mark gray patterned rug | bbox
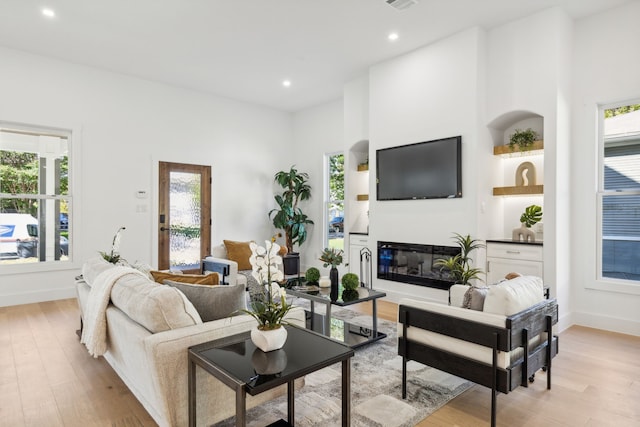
[214,303,472,427]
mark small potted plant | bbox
[340,272,360,301]
[319,247,344,300]
[341,272,359,290]
[304,267,321,285]
[508,128,538,151]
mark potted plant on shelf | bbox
[512,205,542,242]
[434,233,484,286]
[269,166,314,275]
[508,128,538,151]
[319,247,344,301]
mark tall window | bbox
[325,152,344,250]
[598,102,640,282]
[0,123,71,265]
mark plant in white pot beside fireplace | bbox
[240,236,294,352]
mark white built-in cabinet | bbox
[486,241,543,284]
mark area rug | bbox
[214,303,472,427]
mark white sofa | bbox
[76,257,305,427]
[398,276,558,427]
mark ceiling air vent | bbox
[386,0,419,10]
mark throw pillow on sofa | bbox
[462,286,489,311]
[150,270,219,286]
[164,280,247,321]
[223,240,253,271]
[483,275,544,316]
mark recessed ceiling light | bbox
[282,80,291,88]
[388,32,399,41]
[42,8,56,18]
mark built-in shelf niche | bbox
[487,111,545,239]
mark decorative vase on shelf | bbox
[330,267,339,301]
[251,325,288,352]
[512,223,536,242]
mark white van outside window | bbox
[0,122,71,265]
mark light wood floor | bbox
[2,298,639,426]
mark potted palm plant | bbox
[269,166,314,275]
[434,233,484,286]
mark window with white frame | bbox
[0,123,71,265]
[598,102,640,282]
[325,152,344,250]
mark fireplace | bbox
[377,241,460,290]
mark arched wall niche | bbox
[487,110,545,241]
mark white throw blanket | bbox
[81,266,146,357]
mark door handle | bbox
[160,227,170,232]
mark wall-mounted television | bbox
[376,136,462,201]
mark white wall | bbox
[291,99,344,273]
[570,1,640,336]
[367,27,485,303]
[0,46,293,306]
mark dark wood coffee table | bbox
[188,325,354,427]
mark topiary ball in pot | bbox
[305,267,321,284]
[341,273,360,290]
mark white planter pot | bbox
[251,325,288,352]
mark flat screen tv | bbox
[376,136,462,200]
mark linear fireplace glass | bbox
[377,241,460,290]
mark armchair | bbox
[201,244,244,286]
[398,276,558,427]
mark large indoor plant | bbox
[435,233,484,286]
[269,166,314,275]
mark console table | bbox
[188,325,354,427]
[286,285,387,348]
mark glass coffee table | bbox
[188,325,354,427]
[286,285,387,348]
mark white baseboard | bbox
[0,286,76,308]
[571,311,640,337]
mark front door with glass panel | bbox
[158,162,211,272]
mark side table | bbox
[188,325,354,426]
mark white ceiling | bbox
[0,0,632,112]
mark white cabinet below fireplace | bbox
[486,241,543,284]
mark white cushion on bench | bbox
[398,297,543,368]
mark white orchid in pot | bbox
[240,236,294,352]
[100,226,126,264]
